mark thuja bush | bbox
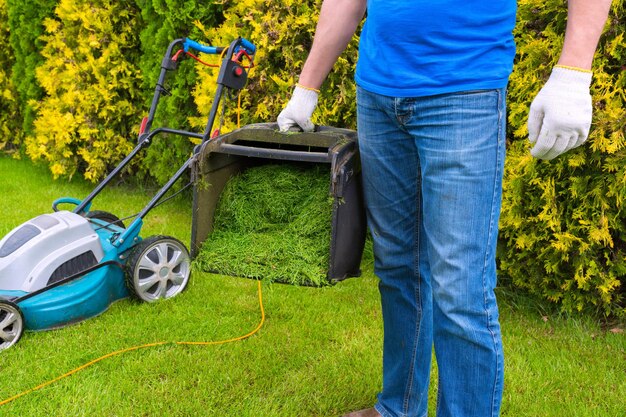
[190,0,359,133]
[499,0,626,317]
[6,0,56,139]
[135,0,225,184]
[0,0,22,152]
[28,0,143,181]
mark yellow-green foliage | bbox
[189,0,358,134]
[27,0,143,181]
[500,0,626,316]
[0,0,22,152]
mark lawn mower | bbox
[0,36,256,351]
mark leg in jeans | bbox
[357,86,433,417]
[356,86,506,417]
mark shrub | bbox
[6,0,56,139]
[499,0,626,317]
[0,0,22,152]
[27,0,143,181]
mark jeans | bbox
[356,86,506,417]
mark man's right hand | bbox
[277,85,319,132]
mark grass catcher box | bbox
[191,122,366,285]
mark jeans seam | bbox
[375,403,397,417]
[482,88,504,417]
[402,166,422,417]
[395,97,414,127]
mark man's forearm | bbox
[298,0,367,89]
[558,0,613,69]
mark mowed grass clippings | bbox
[195,163,334,286]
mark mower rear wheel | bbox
[86,210,126,228]
[125,236,191,302]
[0,301,24,351]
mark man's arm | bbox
[277,0,366,131]
[557,0,613,69]
[298,0,367,89]
[528,0,613,160]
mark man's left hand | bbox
[527,66,593,160]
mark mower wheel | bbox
[0,301,24,352]
[86,210,126,228]
[125,235,191,302]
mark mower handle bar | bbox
[72,127,202,216]
[73,36,256,224]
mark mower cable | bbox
[184,51,220,68]
[0,279,265,407]
[93,181,194,232]
[150,180,194,210]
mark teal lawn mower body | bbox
[0,208,131,331]
[0,37,256,351]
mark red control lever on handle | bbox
[139,117,148,135]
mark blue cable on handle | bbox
[183,38,220,54]
[183,37,256,56]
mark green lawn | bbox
[0,156,623,416]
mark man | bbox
[278,1,612,416]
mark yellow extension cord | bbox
[0,280,265,407]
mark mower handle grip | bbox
[183,37,256,56]
[183,38,223,55]
[238,38,256,54]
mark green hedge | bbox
[500,0,625,317]
[5,0,226,183]
[6,0,56,139]
[189,0,358,133]
[0,0,22,152]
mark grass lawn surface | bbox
[0,156,624,416]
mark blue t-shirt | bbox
[355,1,517,97]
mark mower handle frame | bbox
[72,37,255,246]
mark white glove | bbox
[277,85,318,132]
[528,66,593,160]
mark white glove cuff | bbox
[549,66,592,89]
[291,85,319,107]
